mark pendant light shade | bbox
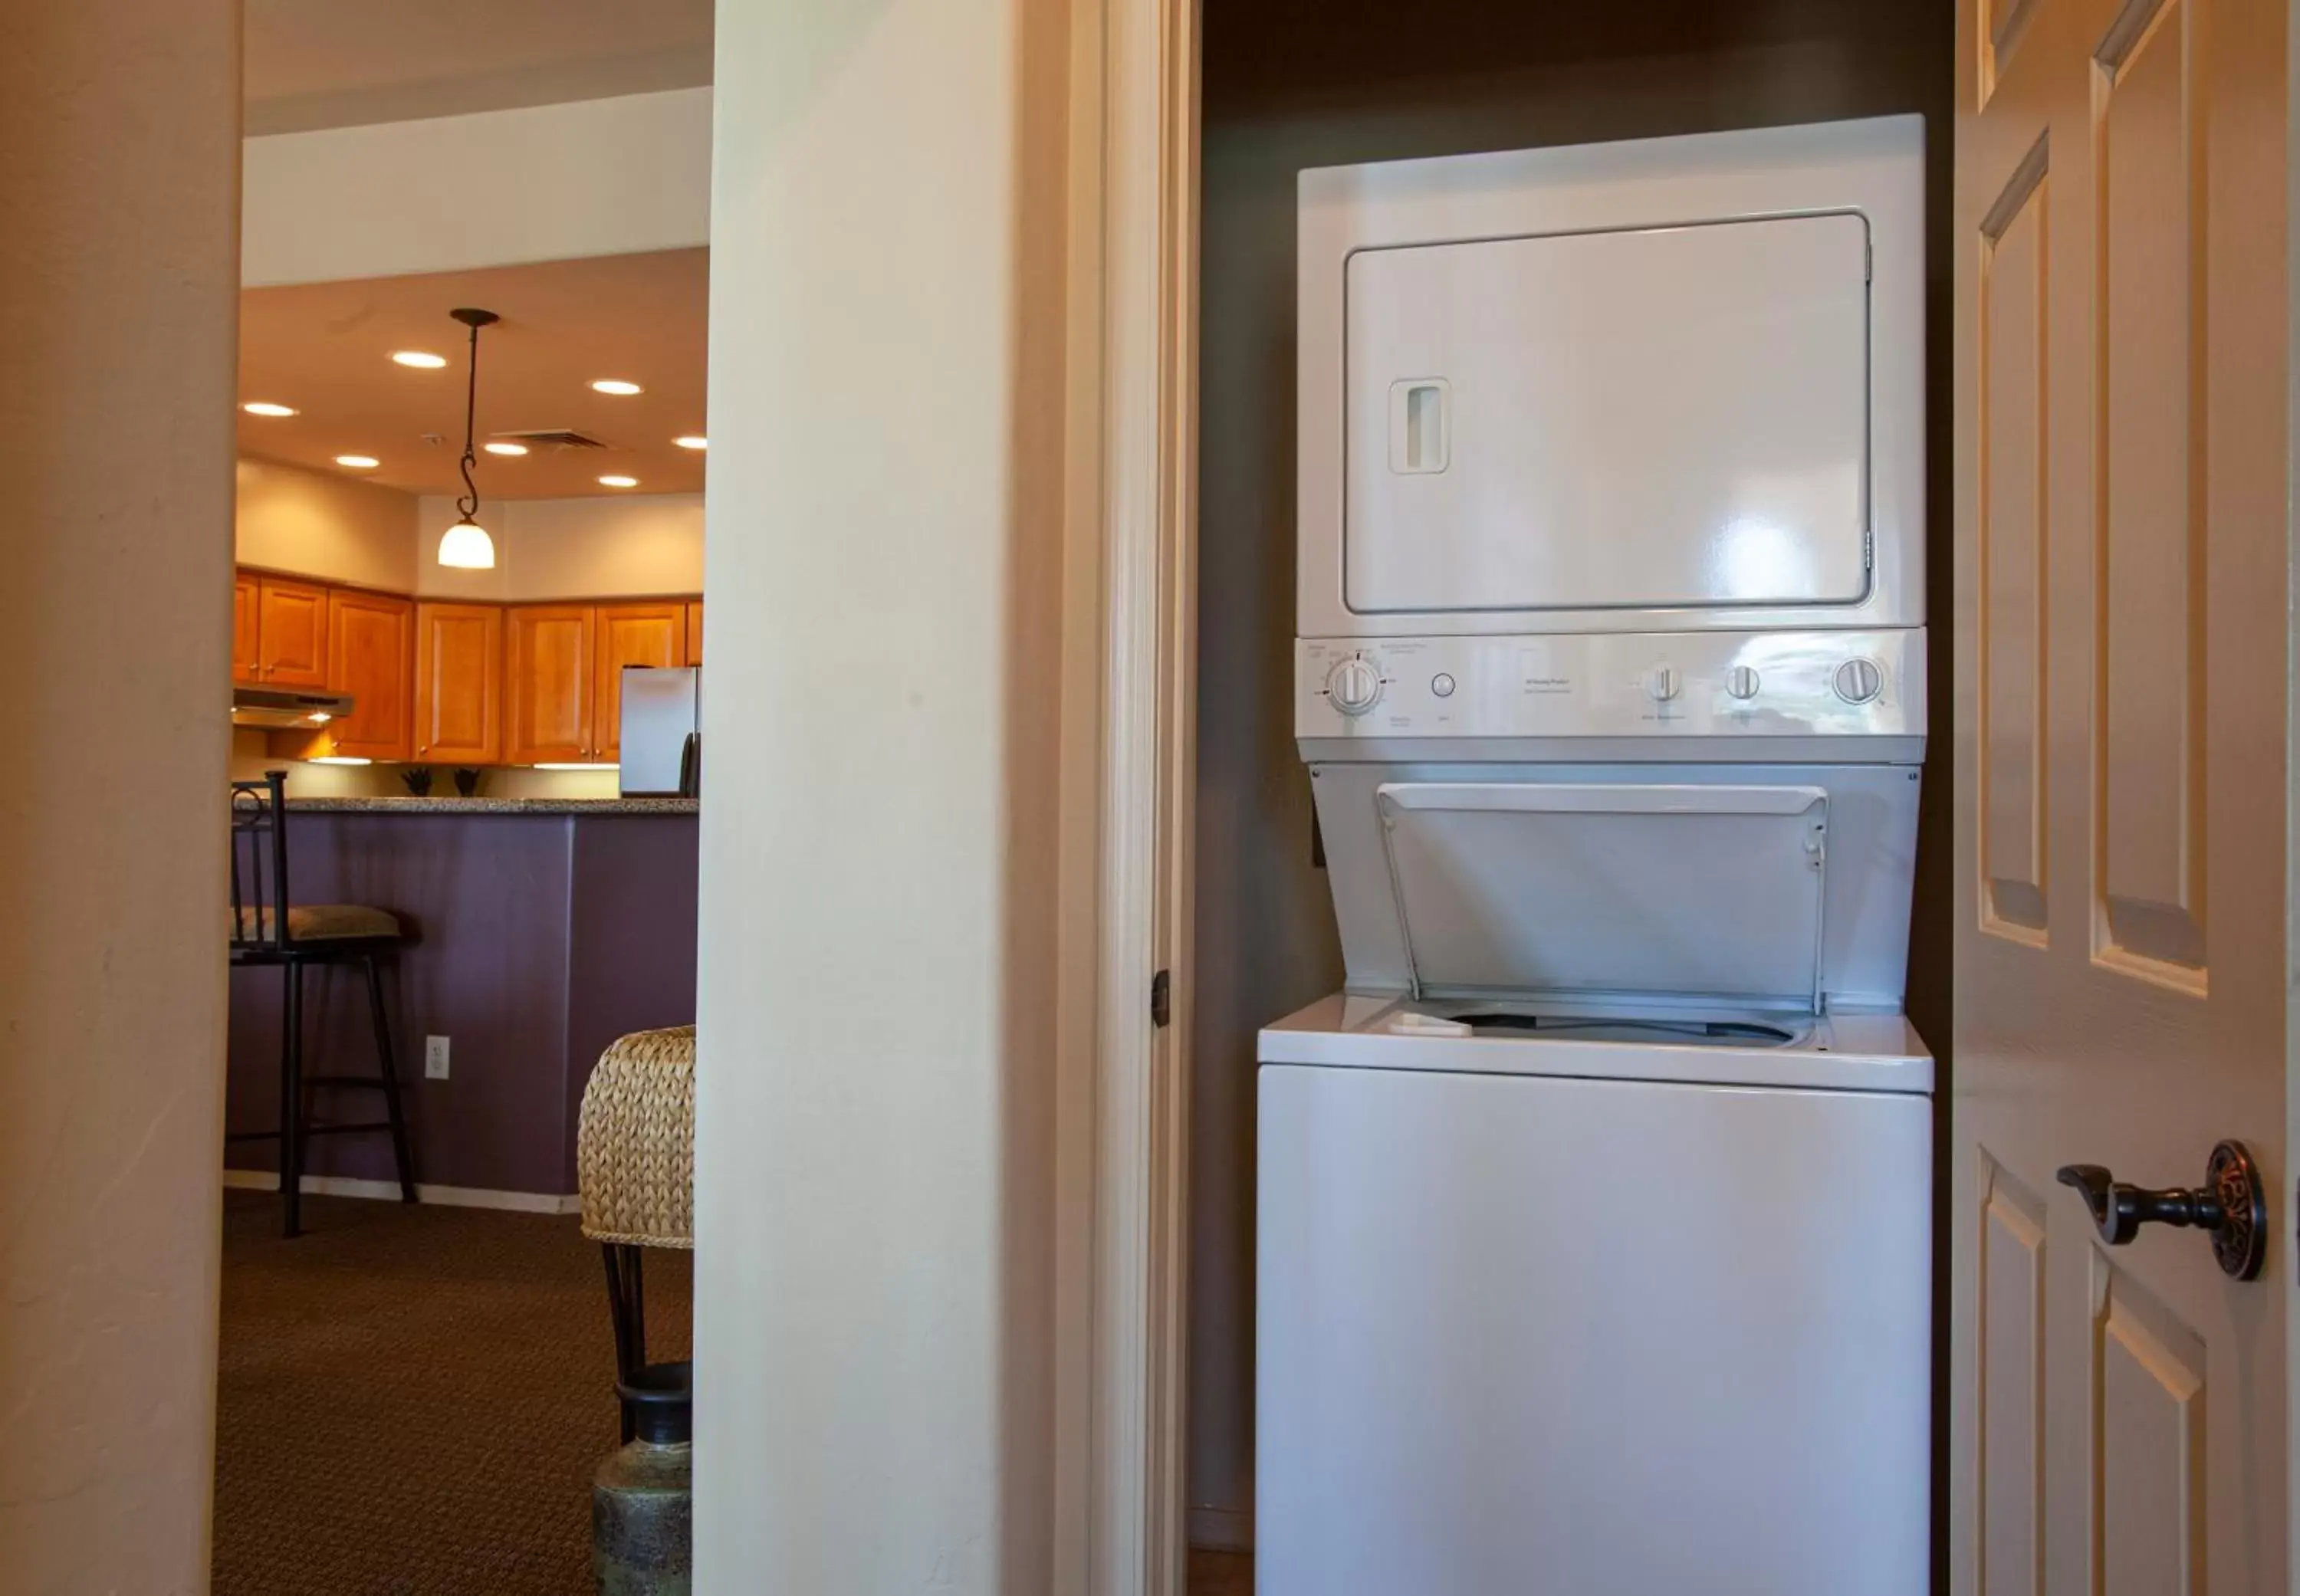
[438,307,502,570]
[437,517,496,570]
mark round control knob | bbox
[1726,665,1761,701]
[1645,665,1683,703]
[1834,657,1885,704]
[1326,656,1384,716]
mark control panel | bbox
[1299,629,1924,739]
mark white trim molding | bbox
[222,1168,583,1217]
[1089,0,1203,1593]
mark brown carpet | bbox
[217,1189,1249,1594]
[214,1190,690,1596]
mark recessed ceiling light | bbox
[598,475,640,488]
[673,435,708,451]
[334,454,381,469]
[590,379,643,396]
[242,401,297,417]
[393,350,449,369]
[484,441,529,456]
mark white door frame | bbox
[1083,0,1201,1591]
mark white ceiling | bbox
[244,0,715,134]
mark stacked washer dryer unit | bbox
[1257,117,1931,1595]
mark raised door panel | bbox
[1976,1159,2045,1596]
[592,603,688,763]
[327,590,413,762]
[507,604,596,765]
[232,573,261,685]
[256,576,330,687]
[685,599,704,667]
[413,603,502,764]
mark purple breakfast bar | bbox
[224,797,700,1203]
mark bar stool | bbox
[226,770,417,1238]
[577,1026,695,1437]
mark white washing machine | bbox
[1258,117,1933,1594]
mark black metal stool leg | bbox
[365,955,418,1204]
[281,961,304,1240]
[603,1243,651,1441]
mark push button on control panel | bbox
[1833,657,1885,704]
[1431,673,1457,698]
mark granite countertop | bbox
[285,796,699,816]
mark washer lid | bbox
[1375,782,1830,1011]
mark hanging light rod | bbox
[436,307,501,570]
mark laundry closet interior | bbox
[1184,0,1957,1571]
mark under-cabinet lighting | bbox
[309,756,372,766]
[242,401,297,417]
[534,763,619,772]
[590,379,643,396]
[393,350,449,369]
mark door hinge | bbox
[1151,969,1172,1029]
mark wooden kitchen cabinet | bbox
[505,604,597,765]
[413,603,504,764]
[593,603,688,763]
[255,576,330,687]
[324,590,414,761]
[232,574,261,685]
[684,600,704,667]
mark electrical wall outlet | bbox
[424,1035,452,1080]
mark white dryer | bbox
[1259,117,1933,1596]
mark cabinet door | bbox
[232,573,261,685]
[684,599,705,667]
[327,589,414,761]
[413,603,503,764]
[256,576,330,686]
[593,603,688,762]
[506,604,597,764]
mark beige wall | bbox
[236,456,421,589]
[242,87,714,288]
[414,492,705,602]
[695,0,1073,1589]
[0,0,239,1587]
[1188,0,1957,1540]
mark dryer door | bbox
[1344,212,1873,617]
[1374,781,1830,1010]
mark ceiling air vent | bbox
[490,429,613,452]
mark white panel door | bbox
[1343,215,1872,615]
[1952,0,2288,1593]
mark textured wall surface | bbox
[0,1,242,1588]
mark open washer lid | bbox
[1375,782,1831,1012]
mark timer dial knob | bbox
[1726,665,1761,701]
[1645,665,1683,703]
[1326,656,1384,716]
[1833,657,1885,705]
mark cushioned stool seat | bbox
[231,903,402,943]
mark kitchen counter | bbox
[286,796,698,816]
[228,801,697,1200]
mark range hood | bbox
[232,685,356,729]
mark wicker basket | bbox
[577,1026,696,1250]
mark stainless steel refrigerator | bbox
[617,667,700,796]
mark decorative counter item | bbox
[593,1362,692,1594]
[453,767,481,798]
[399,767,435,797]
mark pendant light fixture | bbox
[436,307,501,570]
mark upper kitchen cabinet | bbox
[593,603,688,763]
[414,602,504,764]
[685,600,704,667]
[254,575,330,687]
[325,590,414,761]
[506,604,598,765]
[233,574,262,685]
